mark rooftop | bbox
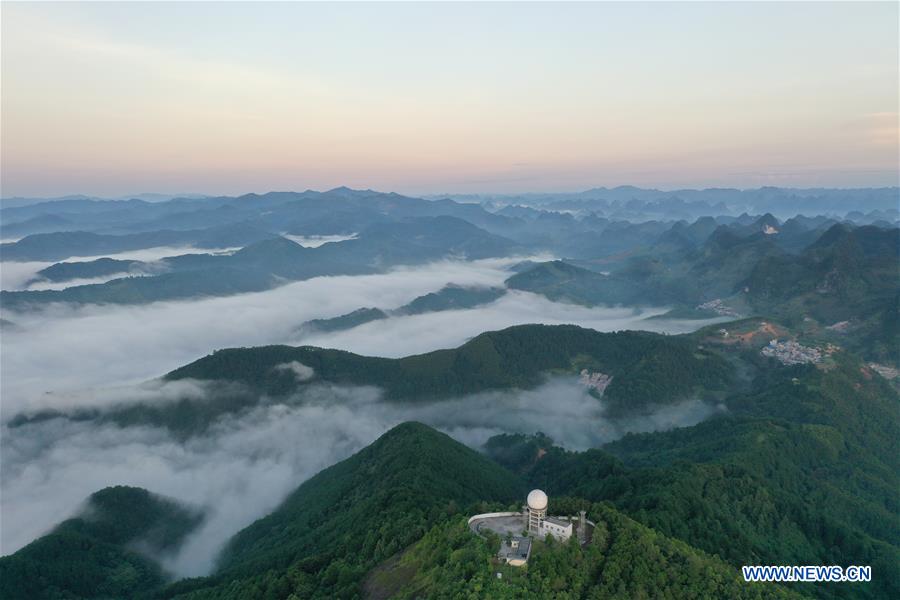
[498,537,531,562]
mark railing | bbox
[467,512,597,528]
[467,511,522,526]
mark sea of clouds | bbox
[0,234,356,292]
[0,252,728,574]
[1,256,722,415]
[0,245,241,291]
[1,379,722,576]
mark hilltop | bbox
[167,324,729,404]
[486,341,900,600]
[508,222,899,363]
[2,419,838,600]
[0,486,204,600]
[6,322,899,600]
[154,422,522,598]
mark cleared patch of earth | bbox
[362,551,417,600]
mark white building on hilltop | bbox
[527,489,572,541]
[526,489,547,533]
[469,490,592,566]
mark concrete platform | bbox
[469,514,527,538]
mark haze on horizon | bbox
[1,1,898,198]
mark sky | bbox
[1,1,898,197]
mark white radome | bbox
[527,489,548,510]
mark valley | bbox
[3,5,898,597]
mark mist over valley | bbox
[1,3,898,596]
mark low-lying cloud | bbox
[0,245,239,291]
[1,257,724,416]
[280,233,358,247]
[293,289,717,358]
[0,254,730,577]
[0,234,356,292]
[6,378,246,415]
[0,378,722,576]
[273,361,315,382]
[1,257,519,415]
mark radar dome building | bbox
[468,489,587,566]
[526,489,572,540]
[526,489,547,533]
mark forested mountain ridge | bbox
[0,487,204,600]
[505,260,658,306]
[741,224,900,362]
[2,421,834,600]
[508,222,899,363]
[5,187,896,325]
[15,314,894,442]
[0,223,277,262]
[0,189,516,243]
[10,320,893,596]
[1,217,518,309]
[159,422,522,599]
[488,341,900,600]
[298,284,506,334]
[6,318,897,599]
[165,324,732,415]
[378,507,803,599]
[4,187,896,244]
[5,323,732,437]
[3,187,897,599]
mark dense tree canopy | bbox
[0,487,203,600]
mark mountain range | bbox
[2,186,898,599]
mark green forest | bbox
[164,324,732,421]
[0,487,204,600]
[3,319,897,599]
